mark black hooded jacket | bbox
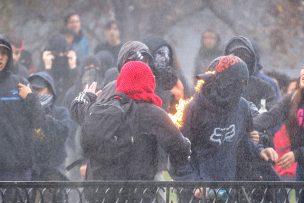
[143,35,190,111]
[63,55,104,109]
[0,38,34,172]
[42,34,78,105]
[176,56,263,181]
[28,72,73,179]
[225,36,276,110]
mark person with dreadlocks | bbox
[172,55,278,202]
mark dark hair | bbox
[104,20,119,30]
[266,70,290,94]
[64,12,79,24]
[286,78,302,144]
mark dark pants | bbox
[297,164,304,203]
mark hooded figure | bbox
[64,55,104,108]
[95,50,114,73]
[252,41,282,100]
[89,41,153,108]
[224,36,276,110]
[81,61,190,202]
[175,55,271,184]
[143,35,191,112]
[28,72,72,181]
[0,37,34,180]
[42,34,78,105]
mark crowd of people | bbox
[1,12,304,202]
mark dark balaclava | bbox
[46,34,69,71]
[95,50,115,72]
[224,36,257,76]
[198,55,249,110]
[80,56,103,89]
[0,37,13,80]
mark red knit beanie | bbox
[116,61,163,107]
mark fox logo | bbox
[210,124,235,145]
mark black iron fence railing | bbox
[0,181,303,203]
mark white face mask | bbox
[38,94,54,107]
[153,46,171,69]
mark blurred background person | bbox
[94,20,122,65]
[193,30,222,78]
[8,35,29,79]
[64,12,89,63]
[41,33,78,105]
[19,49,37,74]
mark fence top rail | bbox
[0,181,303,188]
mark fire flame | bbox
[169,71,215,128]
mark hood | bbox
[28,72,56,98]
[224,36,257,76]
[198,55,249,110]
[0,37,13,79]
[117,41,151,72]
[251,41,263,71]
[95,50,114,72]
[78,55,105,90]
[46,34,68,53]
[142,35,172,55]
[103,67,119,87]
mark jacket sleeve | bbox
[152,109,191,166]
[70,92,97,125]
[294,146,304,164]
[23,93,46,129]
[253,95,291,132]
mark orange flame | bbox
[169,71,215,128]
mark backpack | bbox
[81,93,137,180]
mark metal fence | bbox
[0,181,304,203]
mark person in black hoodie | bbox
[28,72,72,181]
[0,37,34,181]
[79,61,191,202]
[225,36,276,110]
[63,55,105,108]
[41,34,78,105]
[142,35,191,112]
[174,55,277,201]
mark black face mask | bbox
[52,56,69,71]
[205,76,247,110]
[81,68,104,89]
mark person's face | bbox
[67,15,81,34]
[287,81,297,94]
[202,32,218,49]
[104,23,120,46]
[0,47,9,71]
[153,46,171,68]
[12,45,22,64]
